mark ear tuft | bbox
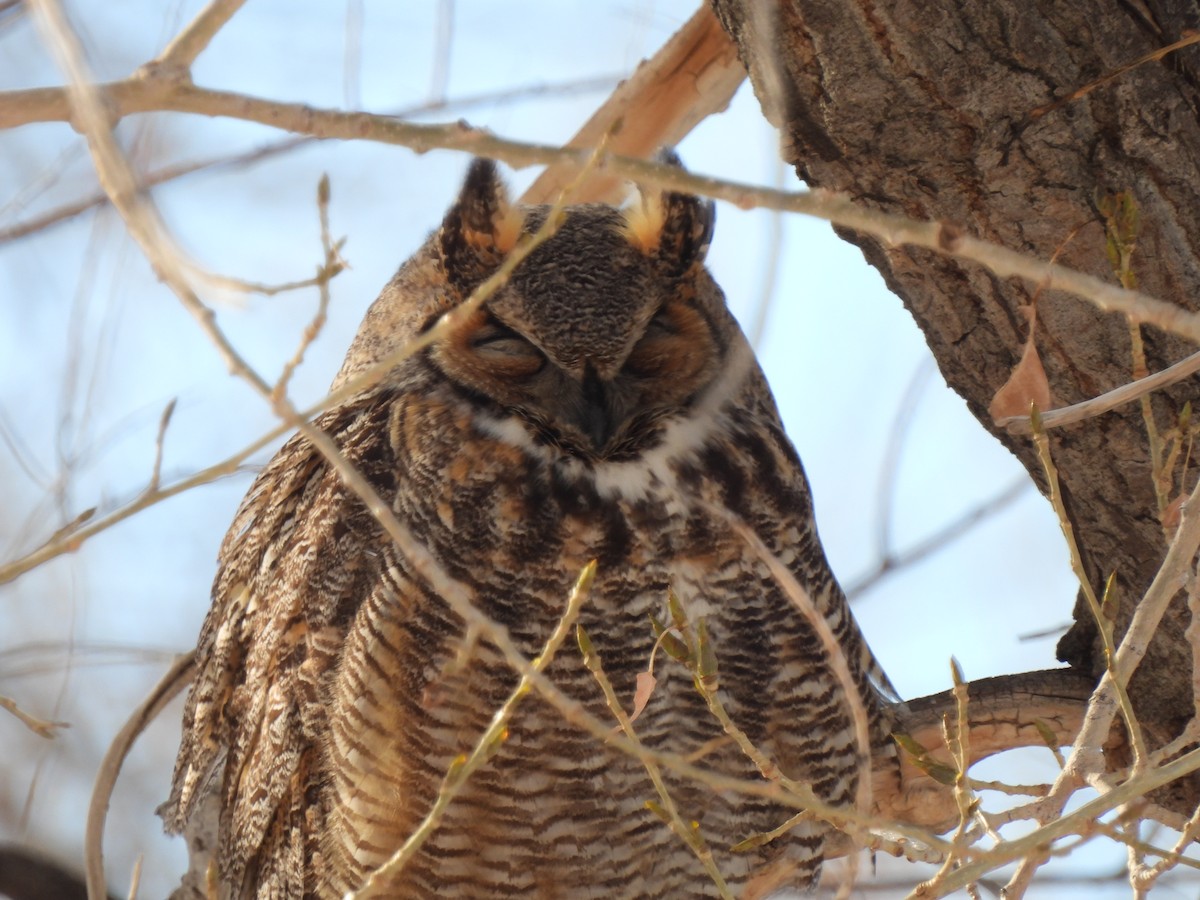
[438,159,525,289]
[620,150,715,276]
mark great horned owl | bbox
[163,157,896,898]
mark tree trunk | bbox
[710,0,1200,811]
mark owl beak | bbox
[578,363,617,451]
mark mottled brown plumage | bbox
[164,158,895,898]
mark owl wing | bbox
[717,398,895,893]
[164,395,400,895]
[742,381,897,714]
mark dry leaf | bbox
[989,307,1052,422]
[1163,494,1185,532]
[629,670,657,724]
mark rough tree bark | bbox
[710,0,1200,812]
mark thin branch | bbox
[0,75,620,247]
[0,429,268,586]
[149,0,246,73]
[996,459,1200,897]
[1032,410,1146,766]
[146,398,175,494]
[271,175,341,403]
[1024,30,1200,125]
[0,640,178,679]
[874,360,935,561]
[934,740,1200,896]
[29,0,271,404]
[0,693,68,738]
[912,662,978,898]
[998,347,1200,434]
[848,476,1029,601]
[349,563,595,899]
[83,652,196,900]
[578,623,733,898]
[0,179,562,587]
[724,515,874,816]
[8,79,1200,345]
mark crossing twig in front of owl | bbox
[0,77,623,248]
[669,613,870,890]
[675,621,868,895]
[577,622,735,899]
[0,161,566,585]
[912,661,983,899]
[15,4,1200,349]
[349,562,597,900]
[663,591,824,812]
[13,75,1200,345]
[722,517,874,816]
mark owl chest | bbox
[398,430,715,581]
[323,421,815,894]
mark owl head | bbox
[340,156,737,462]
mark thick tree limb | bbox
[520,4,745,204]
[711,0,1200,819]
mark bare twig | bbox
[0,76,621,247]
[848,476,1029,600]
[349,563,595,899]
[934,741,1200,896]
[8,80,1200,345]
[0,693,68,738]
[146,398,176,494]
[1024,30,1200,125]
[149,0,246,73]
[0,641,178,678]
[0,428,268,586]
[578,622,734,899]
[998,347,1200,435]
[994,455,1200,897]
[83,652,196,900]
[124,856,142,900]
[1031,409,1146,767]
[723,514,873,816]
[272,175,341,403]
[912,662,978,898]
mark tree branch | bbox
[7,79,1200,346]
[520,4,744,204]
[149,0,246,73]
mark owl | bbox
[163,156,896,899]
